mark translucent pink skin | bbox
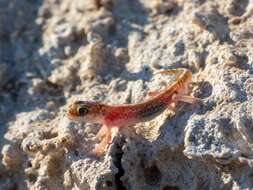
[100,69,192,127]
[68,69,193,127]
[67,69,195,156]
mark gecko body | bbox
[67,68,198,156]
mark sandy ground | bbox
[0,0,253,189]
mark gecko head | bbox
[67,101,105,123]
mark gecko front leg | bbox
[90,126,112,157]
[92,125,108,141]
[90,126,120,157]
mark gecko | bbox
[67,68,200,157]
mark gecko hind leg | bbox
[172,94,201,104]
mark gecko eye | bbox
[77,107,89,116]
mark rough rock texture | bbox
[0,0,253,190]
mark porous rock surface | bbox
[0,0,253,189]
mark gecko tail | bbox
[154,68,192,82]
[154,68,186,75]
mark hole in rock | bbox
[143,164,161,185]
[162,185,180,190]
[106,180,113,187]
[194,81,213,99]
[113,141,126,190]
[42,131,58,139]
